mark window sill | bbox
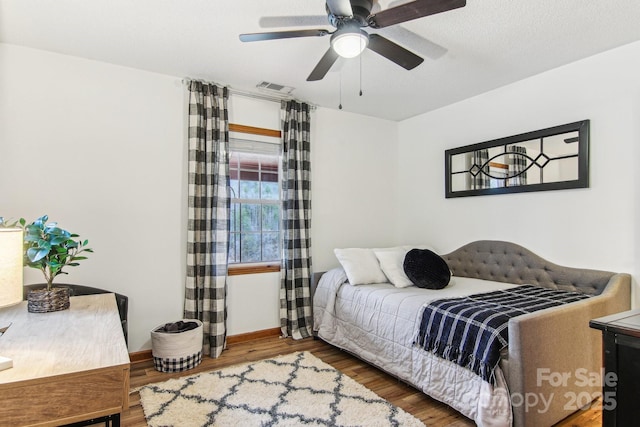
[228,263,281,276]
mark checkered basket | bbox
[151,319,203,373]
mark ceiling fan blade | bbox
[367,34,424,70]
[326,0,353,17]
[307,48,340,81]
[259,15,329,28]
[329,56,347,73]
[378,25,447,60]
[239,29,329,42]
[368,0,466,29]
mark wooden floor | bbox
[124,336,600,427]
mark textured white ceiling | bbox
[2,0,640,121]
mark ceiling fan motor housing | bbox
[327,0,373,27]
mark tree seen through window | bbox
[229,151,280,263]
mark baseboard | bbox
[226,327,281,344]
[129,349,153,363]
[128,327,282,362]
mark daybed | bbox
[312,240,630,427]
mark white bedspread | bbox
[313,268,516,427]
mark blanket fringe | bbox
[415,334,500,384]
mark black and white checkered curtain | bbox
[472,149,490,189]
[184,81,230,358]
[508,145,528,186]
[279,100,313,339]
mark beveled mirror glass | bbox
[445,120,589,198]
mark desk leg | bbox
[602,331,617,427]
[63,413,120,427]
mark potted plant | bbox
[0,215,93,313]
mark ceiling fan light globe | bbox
[331,31,368,58]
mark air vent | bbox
[256,81,295,95]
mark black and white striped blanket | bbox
[414,285,591,384]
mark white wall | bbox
[0,43,400,350]
[311,107,400,271]
[397,40,640,307]
[0,43,186,352]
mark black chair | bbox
[23,284,128,345]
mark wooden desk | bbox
[590,309,640,427]
[0,294,130,427]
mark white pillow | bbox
[374,248,414,288]
[334,248,388,285]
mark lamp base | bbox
[0,355,13,371]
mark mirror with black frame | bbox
[445,120,589,198]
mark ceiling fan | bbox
[239,0,466,81]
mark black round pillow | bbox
[403,248,451,289]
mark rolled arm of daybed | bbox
[508,273,631,427]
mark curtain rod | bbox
[181,78,316,109]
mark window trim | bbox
[228,123,283,275]
[228,263,280,276]
[229,123,281,138]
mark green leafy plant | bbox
[0,215,93,290]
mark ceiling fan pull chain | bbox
[359,44,363,97]
[339,72,343,110]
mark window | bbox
[228,141,281,265]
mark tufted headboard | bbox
[442,240,615,295]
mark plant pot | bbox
[27,287,70,313]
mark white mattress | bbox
[313,268,516,427]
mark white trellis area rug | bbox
[139,351,425,427]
